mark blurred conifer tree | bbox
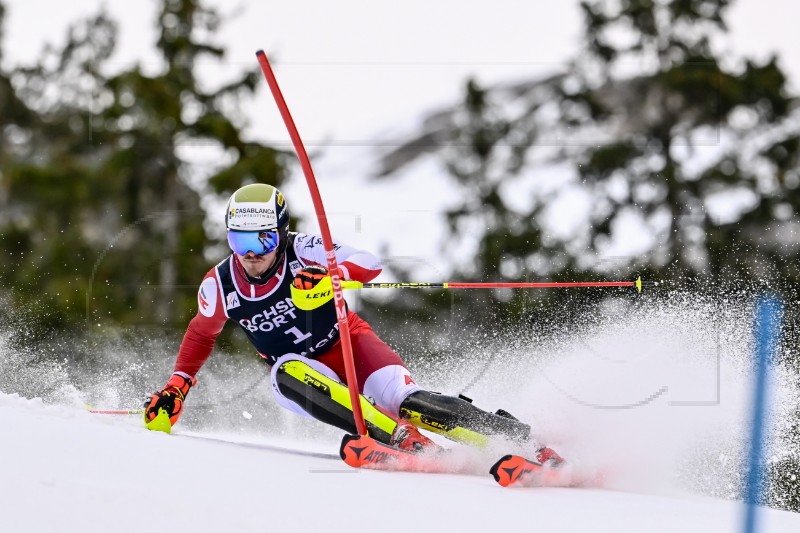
[378,0,798,293]
[0,0,288,332]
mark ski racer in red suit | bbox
[144,183,562,462]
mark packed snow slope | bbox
[0,392,798,533]
[2,293,799,532]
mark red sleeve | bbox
[293,233,382,283]
[339,258,381,283]
[173,269,227,377]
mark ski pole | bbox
[85,403,143,415]
[293,277,652,310]
[342,277,652,292]
[88,409,144,415]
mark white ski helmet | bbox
[225,183,289,231]
[225,183,290,261]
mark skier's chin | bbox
[237,252,276,277]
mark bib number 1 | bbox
[284,326,312,345]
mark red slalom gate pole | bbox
[255,50,367,436]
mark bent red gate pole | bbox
[255,50,367,436]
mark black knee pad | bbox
[275,360,394,443]
[400,390,531,442]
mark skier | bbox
[144,183,562,463]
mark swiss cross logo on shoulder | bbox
[404,375,416,386]
[226,292,241,310]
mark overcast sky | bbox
[4,0,799,145]
[4,1,799,276]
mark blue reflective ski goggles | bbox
[227,229,280,256]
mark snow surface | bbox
[1,392,798,533]
[2,294,800,532]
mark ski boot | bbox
[391,419,443,454]
[534,445,565,467]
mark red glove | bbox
[293,265,344,289]
[144,373,197,427]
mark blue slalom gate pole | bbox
[743,295,783,533]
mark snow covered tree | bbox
[377,0,798,289]
[566,0,797,284]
